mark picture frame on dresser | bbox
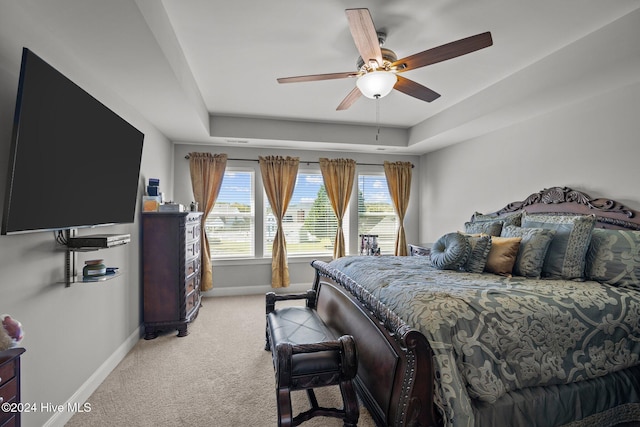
[142,212,203,339]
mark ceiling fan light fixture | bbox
[356,71,397,99]
[277,9,492,110]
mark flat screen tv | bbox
[2,48,144,235]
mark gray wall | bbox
[419,80,640,243]
[0,18,174,427]
[172,144,420,296]
[417,8,640,244]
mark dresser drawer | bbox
[185,222,200,242]
[0,377,17,407]
[0,360,15,387]
[185,273,199,294]
[186,290,198,315]
[186,241,200,260]
[0,397,16,425]
[0,413,16,427]
[185,257,200,278]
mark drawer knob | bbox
[0,396,3,404]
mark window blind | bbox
[206,169,255,258]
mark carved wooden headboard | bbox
[486,186,640,231]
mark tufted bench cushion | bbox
[269,307,344,377]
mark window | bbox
[206,170,255,258]
[357,174,397,255]
[204,167,398,259]
[264,171,347,256]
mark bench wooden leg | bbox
[306,388,319,410]
[340,379,359,427]
[265,324,271,351]
[277,388,293,427]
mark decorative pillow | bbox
[472,212,522,228]
[461,235,492,274]
[430,232,471,270]
[484,237,522,276]
[585,229,640,291]
[501,225,557,278]
[464,221,503,236]
[522,214,596,280]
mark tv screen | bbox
[2,48,144,235]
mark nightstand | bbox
[408,243,431,257]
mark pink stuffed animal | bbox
[0,314,24,351]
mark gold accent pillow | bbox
[485,237,522,276]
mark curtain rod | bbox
[183,155,413,168]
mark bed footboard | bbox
[311,260,439,427]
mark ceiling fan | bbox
[277,8,493,110]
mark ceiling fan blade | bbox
[277,71,358,84]
[392,31,493,72]
[345,8,383,67]
[336,86,362,110]
[394,75,441,103]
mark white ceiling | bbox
[3,0,640,155]
[161,0,633,126]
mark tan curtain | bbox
[383,161,412,256]
[188,152,227,291]
[259,156,299,288]
[319,158,355,259]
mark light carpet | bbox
[66,294,376,426]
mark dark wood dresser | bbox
[142,212,203,339]
[0,347,25,427]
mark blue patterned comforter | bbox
[328,256,640,427]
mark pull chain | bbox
[375,95,380,141]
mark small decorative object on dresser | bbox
[0,347,26,427]
[142,212,203,339]
[0,315,23,351]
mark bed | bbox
[309,186,640,427]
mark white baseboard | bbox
[42,326,141,427]
[203,282,313,297]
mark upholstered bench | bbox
[265,290,359,427]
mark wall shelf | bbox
[62,229,127,287]
[64,271,121,285]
